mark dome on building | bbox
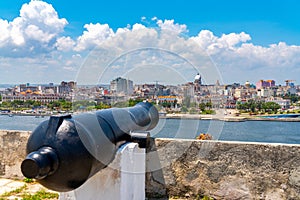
[194,73,201,81]
[194,73,202,85]
[33,91,41,95]
[245,81,250,87]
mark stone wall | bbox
[146,138,300,200]
[0,130,30,179]
[2,130,300,199]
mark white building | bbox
[266,98,291,110]
[110,77,133,95]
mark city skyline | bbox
[0,77,297,88]
[0,0,300,85]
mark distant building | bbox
[257,88,274,98]
[194,73,202,85]
[1,81,76,103]
[18,84,39,93]
[157,95,177,104]
[245,81,250,88]
[266,99,291,110]
[194,73,202,92]
[256,80,275,89]
[58,81,76,94]
[110,77,133,95]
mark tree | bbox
[206,101,212,110]
[248,99,256,113]
[128,98,144,107]
[33,101,41,108]
[256,101,263,112]
[182,96,191,108]
[199,103,206,112]
[95,102,110,110]
[60,100,72,111]
[264,102,281,113]
[181,106,188,113]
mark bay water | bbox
[1,115,299,144]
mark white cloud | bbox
[0,1,300,84]
[190,30,300,83]
[74,23,114,51]
[0,19,10,46]
[19,0,67,33]
[55,36,75,51]
[156,19,188,34]
[151,16,158,21]
[191,30,251,53]
[0,0,67,57]
[219,32,251,47]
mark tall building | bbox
[110,77,133,95]
[58,81,76,94]
[194,73,202,85]
[194,73,202,92]
[256,80,275,89]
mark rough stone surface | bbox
[2,130,300,199]
[146,138,300,200]
[0,130,30,179]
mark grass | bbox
[0,179,59,200]
[21,190,59,200]
[0,185,27,198]
[23,178,34,184]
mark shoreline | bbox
[2,112,300,122]
[161,113,300,122]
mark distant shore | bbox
[161,113,300,122]
[2,111,300,122]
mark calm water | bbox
[0,115,49,131]
[1,115,300,144]
[151,118,300,144]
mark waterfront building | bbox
[2,93,63,103]
[157,95,177,106]
[1,81,76,103]
[17,84,39,93]
[266,98,291,110]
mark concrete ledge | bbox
[146,138,300,199]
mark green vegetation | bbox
[0,100,40,111]
[23,178,34,183]
[0,181,58,200]
[0,185,27,198]
[48,100,72,111]
[283,94,300,103]
[22,190,59,200]
[0,97,150,114]
[112,98,155,108]
[201,196,214,200]
[128,98,144,106]
[236,100,281,114]
[198,102,213,114]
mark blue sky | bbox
[0,0,300,85]
[1,0,298,45]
